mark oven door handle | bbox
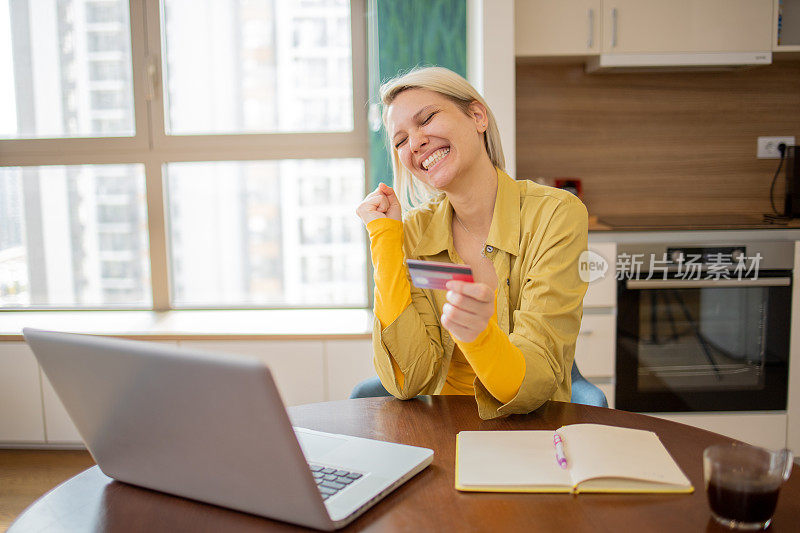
[625,278,791,289]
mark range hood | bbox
[586,51,772,73]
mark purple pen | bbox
[554,434,568,469]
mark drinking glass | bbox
[703,443,793,530]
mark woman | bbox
[354,66,588,420]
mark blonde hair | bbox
[379,66,505,211]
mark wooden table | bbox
[9,397,800,532]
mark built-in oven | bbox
[615,242,793,413]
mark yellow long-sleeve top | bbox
[369,168,589,420]
[368,217,525,403]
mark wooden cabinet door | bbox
[602,0,773,54]
[516,0,601,56]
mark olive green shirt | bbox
[372,169,588,419]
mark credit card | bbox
[406,259,474,290]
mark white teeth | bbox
[422,147,450,170]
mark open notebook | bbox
[456,423,694,494]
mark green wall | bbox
[367,0,467,190]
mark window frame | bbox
[0,0,370,311]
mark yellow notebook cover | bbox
[455,423,694,494]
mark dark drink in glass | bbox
[706,479,780,526]
[703,444,792,530]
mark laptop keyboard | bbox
[309,463,363,500]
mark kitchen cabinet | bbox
[786,241,800,457]
[775,0,800,50]
[515,0,601,56]
[575,313,615,378]
[325,339,375,401]
[592,230,800,450]
[601,0,773,54]
[178,340,326,408]
[0,337,374,447]
[581,242,616,308]
[516,0,773,58]
[595,383,615,407]
[0,343,45,443]
[653,413,787,451]
[575,242,617,407]
[40,370,83,444]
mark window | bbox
[161,0,353,135]
[89,60,126,81]
[87,31,126,53]
[90,90,127,110]
[86,2,124,24]
[0,0,135,138]
[0,0,368,310]
[293,18,326,47]
[99,232,136,251]
[0,165,150,307]
[165,159,365,307]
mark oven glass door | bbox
[615,272,791,412]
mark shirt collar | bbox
[486,168,521,256]
[412,167,521,257]
[412,193,453,257]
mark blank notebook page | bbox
[559,424,690,487]
[457,431,570,488]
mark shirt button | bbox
[485,245,494,253]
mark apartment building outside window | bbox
[0,0,368,309]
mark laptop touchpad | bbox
[295,429,348,459]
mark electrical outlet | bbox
[757,136,795,159]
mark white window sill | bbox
[0,309,373,341]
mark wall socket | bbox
[757,136,795,159]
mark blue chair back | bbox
[352,362,609,408]
[570,361,609,408]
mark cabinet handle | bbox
[612,7,618,48]
[579,330,594,336]
[588,8,594,49]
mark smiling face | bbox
[386,88,488,191]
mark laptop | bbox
[23,328,433,531]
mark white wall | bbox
[467,0,516,177]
